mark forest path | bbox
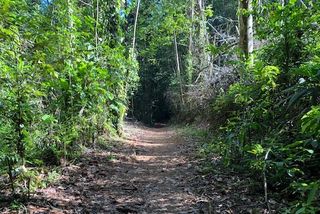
[27,122,207,213]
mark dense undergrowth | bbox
[198,2,320,213]
[0,0,138,198]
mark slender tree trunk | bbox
[174,32,184,105]
[247,0,253,53]
[125,0,141,120]
[247,0,253,64]
[239,0,253,62]
[8,160,15,194]
[281,0,291,72]
[187,0,195,84]
[198,0,206,51]
[16,88,25,166]
[132,0,141,55]
[95,0,99,53]
[198,0,214,79]
[67,0,74,54]
[65,0,75,166]
[239,0,247,56]
[189,0,194,52]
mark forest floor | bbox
[1,122,270,213]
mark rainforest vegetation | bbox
[0,0,319,213]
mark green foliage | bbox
[202,0,320,211]
[289,181,320,213]
[255,66,281,90]
[204,6,214,18]
[0,0,318,211]
[131,0,192,124]
[301,106,320,138]
[0,0,139,197]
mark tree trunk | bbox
[187,0,195,84]
[189,0,194,52]
[95,0,99,53]
[198,0,214,79]
[174,32,184,105]
[132,0,141,55]
[239,0,253,62]
[67,0,75,54]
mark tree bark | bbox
[95,0,99,52]
[187,0,195,84]
[174,32,184,105]
[198,0,214,79]
[239,0,253,62]
[132,0,141,55]
[189,0,194,52]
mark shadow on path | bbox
[23,122,205,213]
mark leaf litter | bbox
[1,122,276,213]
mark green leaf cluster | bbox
[0,0,139,196]
[204,1,320,211]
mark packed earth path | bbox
[25,122,212,213]
[0,122,272,213]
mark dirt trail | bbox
[25,122,207,213]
